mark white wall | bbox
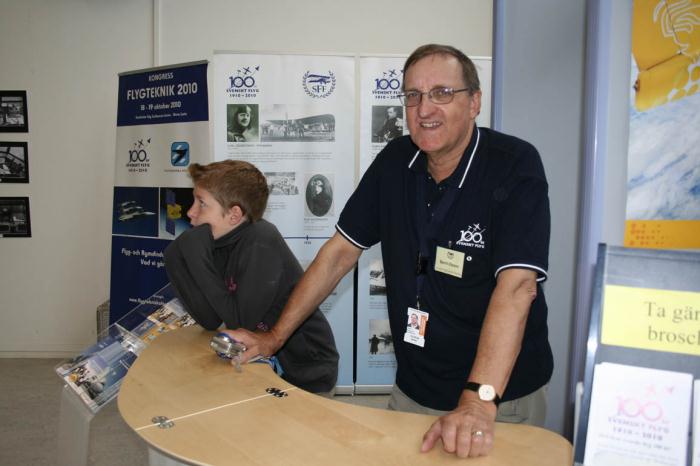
[0,0,153,355]
[0,0,492,355]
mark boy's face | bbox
[187,186,235,239]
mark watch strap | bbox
[464,381,502,405]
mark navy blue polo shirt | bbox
[337,126,553,410]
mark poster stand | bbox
[573,244,700,465]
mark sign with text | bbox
[601,284,700,356]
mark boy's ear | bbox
[226,205,245,225]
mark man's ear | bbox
[226,205,245,225]
[469,90,482,119]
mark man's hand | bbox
[420,394,497,458]
[220,328,282,363]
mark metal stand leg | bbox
[57,385,94,466]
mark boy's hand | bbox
[221,328,282,363]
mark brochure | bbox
[583,362,692,466]
[56,295,195,412]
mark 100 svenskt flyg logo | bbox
[303,70,336,98]
[126,138,151,173]
[372,68,403,100]
[226,65,261,98]
[456,223,486,249]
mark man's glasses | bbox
[398,87,471,107]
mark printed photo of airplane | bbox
[117,201,156,222]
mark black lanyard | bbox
[412,128,480,309]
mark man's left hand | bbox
[420,396,497,458]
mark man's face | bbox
[404,54,481,160]
[187,186,235,240]
[237,107,251,127]
[387,107,397,119]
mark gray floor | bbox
[0,358,389,466]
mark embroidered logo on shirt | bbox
[226,276,237,293]
[456,223,486,249]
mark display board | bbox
[211,52,355,391]
[574,244,700,465]
[110,62,210,322]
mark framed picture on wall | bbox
[0,141,29,183]
[0,91,29,132]
[0,197,31,237]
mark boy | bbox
[164,160,338,393]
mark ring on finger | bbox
[472,430,484,437]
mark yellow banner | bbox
[601,284,700,356]
[624,220,700,249]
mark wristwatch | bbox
[464,381,502,405]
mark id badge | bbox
[403,307,429,348]
[434,246,464,278]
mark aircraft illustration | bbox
[117,201,155,222]
[306,74,331,84]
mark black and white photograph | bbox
[265,171,300,195]
[368,319,393,355]
[0,197,31,237]
[260,104,335,142]
[0,141,29,183]
[305,173,333,217]
[371,105,404,143]
[0,91,29,132]
[227,103,259,142]
[369,258,387,296]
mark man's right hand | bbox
[221,328,282,363]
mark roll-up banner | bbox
[110,62,210,323]
[212,53,355,392]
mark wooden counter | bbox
[118,326,572,465]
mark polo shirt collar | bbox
[407,125,481,189]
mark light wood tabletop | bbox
[118,326,572,465]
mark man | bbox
[164,160,338,394]
[375,106,404,142]
[228,44,552,458]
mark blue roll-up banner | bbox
[110,62,210,323]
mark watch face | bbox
[478,384,496,401]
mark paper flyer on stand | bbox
[57,285,196,412]
[583,362,692,466]
[56,324,145,413]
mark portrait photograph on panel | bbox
[304,173,333,217]
[0,141,28,183]
[371,105,404,143]
[0,91,29,133]
[368,319,394,356]
[227,103,259,142]
[0,197,31,237]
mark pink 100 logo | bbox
[616,397,664,422]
